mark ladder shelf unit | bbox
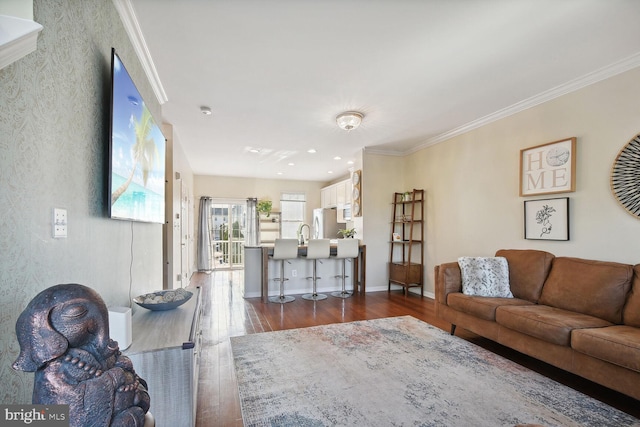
[388,189,424,295]
[259,211,281,244]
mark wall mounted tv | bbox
[108,48,166,224]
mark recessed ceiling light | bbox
[307,149,317,154]
[288,162,295,166]
[327,171,333,174]
[248,148,261,153]
[347,160,354,165]
[277,172,283,175]
[200,106,212,115]
[334,156,342,160]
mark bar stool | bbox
[331,239,360,298]
[268,238,300,304]
[302,239,330,301]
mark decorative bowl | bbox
[133,289,193,311]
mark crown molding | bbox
[112,0,168,104]
[406,52,640,155]
[363,146,405,156]
[0,15,43,70]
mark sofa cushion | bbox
[458,257,513,297]
[447,293,533,321]
[495,249,554,303]
[572,325,640,373]
[623,265,640,327]
[538,257,633,324]
[496,305,613,347]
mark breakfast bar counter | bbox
[244,242,366,303]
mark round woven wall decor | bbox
[611,133,640,218]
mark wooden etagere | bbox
[259,211,281,244]
[388,189,424,295]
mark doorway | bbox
[210,201,246,269]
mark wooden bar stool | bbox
[331,239,360,298]
[268,238,299,304]
[302,239,330,301]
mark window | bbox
[280,192,306,238]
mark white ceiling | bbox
[125,0,640,182]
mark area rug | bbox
[230,316,639,426]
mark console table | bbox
[123,286,202,427]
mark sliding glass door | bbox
[210,201,246,269]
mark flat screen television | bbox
[108,48,166,224]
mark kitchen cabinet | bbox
[336,181,346,207]
[322,179,352,212]
[321,185,337,208]
[337,180,352,223]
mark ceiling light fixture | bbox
[336,111,363,131]
[200,106,212,115]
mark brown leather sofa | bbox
[435,249,640,401]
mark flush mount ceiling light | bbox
[200,106,212,115]
[336,111,364,131]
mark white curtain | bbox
[197,197,212,271]
[245,198,259,246]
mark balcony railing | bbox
[211,239,244,269]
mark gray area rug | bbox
[230,316,639,426]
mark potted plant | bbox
[256,200,272,217]
[338,228,357,239]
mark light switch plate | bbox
[53,208,67,238]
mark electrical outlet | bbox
[291,269,297,277]
[53,208,67,238]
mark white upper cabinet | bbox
[322,179,352,212]
[336,181,346,208]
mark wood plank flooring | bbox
[193,270,639,426]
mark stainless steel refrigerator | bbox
[312,208,340,239]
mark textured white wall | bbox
[0,0,165,402]
[404,66,640,294]
[194,175,325,226]
[359,68,640,297]
[361,153,405,292]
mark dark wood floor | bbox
[193,270,639,426]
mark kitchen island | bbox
[244,242,366,302]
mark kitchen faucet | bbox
[298,223,310,245]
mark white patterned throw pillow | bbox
[457,256,513,298]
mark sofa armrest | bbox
[435,262,462,304]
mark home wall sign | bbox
[520,138,576,196]
[611,133,640,218]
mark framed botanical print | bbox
[524,197,569,241]
[520,138,576,196]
